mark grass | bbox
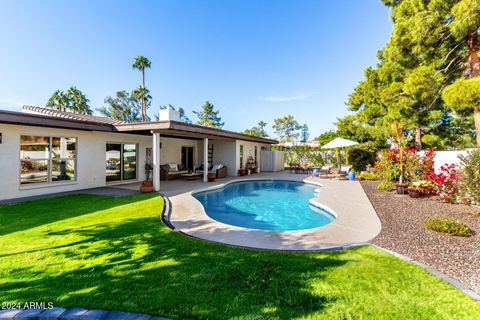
[0,194,479,319]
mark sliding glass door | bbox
[106,143,137,182]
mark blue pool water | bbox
[193,180,336,231]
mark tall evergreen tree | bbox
[343,0,477,149]
[301,124,309,142]
[98,90,142,123]
[272,115,302,142]
[193,101,224,128]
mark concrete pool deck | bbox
[166,172,382,251]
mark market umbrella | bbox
[321,138,359,169]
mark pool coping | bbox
[166,176,382,251]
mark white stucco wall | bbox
[210,140,237,176]
[419,149,477,173]
[0,123,274,200]
[236,140,270,175]
[159,137,200,167]
[0,124,152,201]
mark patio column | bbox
[203,137,208,182]
[152,132,161,191]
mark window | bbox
[240,144,244,168]
[106,143,137,182]
[20,136,77,185]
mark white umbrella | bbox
[321,138,359,169]
[321,137,359,149]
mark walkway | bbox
[0,307,170,320]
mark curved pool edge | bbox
[192,179,335,231]
[166,175,382,251]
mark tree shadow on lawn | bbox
[0,193,156,236]
[0,214,351,319]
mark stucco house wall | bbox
[0,124,151,201]
[235,140,270,174]
[159,137,200,167]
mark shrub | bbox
[346,144,378,172]
[358,172,380,180]
[430,164,460,203]
[459,149,480,206]
[284,146,325,167]
[377,181,395,191]
[425,217,471,236]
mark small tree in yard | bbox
[194,101,224,128]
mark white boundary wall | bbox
[419,149,477,173]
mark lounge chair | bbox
[196,164,228,179]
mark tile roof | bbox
[22,105,126,125]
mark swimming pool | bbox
[193,180,336,231]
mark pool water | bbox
[193,180,336,231]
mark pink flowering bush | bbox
[429,164,460,203]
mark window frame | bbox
[105,142,139,183]
[19,135,78,187]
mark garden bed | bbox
[362,180,480,294]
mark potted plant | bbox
[238,164,246,176]
[208,172,216,182]
[407,186,421,198]
[140,162,153,193]
[412,180,430,196]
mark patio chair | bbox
[196,164,227,179]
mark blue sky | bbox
[0,0,392,138]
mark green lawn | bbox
[0,194,478,319]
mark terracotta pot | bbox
[208,172,216,182]
[140,180,153,193]
[238,169,246,176]
[408,188,421,198]
[396,184,409,195]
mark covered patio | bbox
[114,120,277,192]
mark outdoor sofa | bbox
[160,163,189,180]
[196,164,228,179]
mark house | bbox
[0,106,279,202]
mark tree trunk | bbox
[467,34,480,146]
[414,127,422,151]
[474,108,480,147]
[467,33,480,77]
[141,68,146,122]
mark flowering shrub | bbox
[430,164,460,203]
[374,147,424,184]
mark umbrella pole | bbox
[336,148,341,170]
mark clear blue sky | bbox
[0,0,392,138]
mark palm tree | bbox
[131,86,151,121]
[132,55,152,121]
[47,90,69,112]
[66,86,92,114]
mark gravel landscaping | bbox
[362,180,480,294]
